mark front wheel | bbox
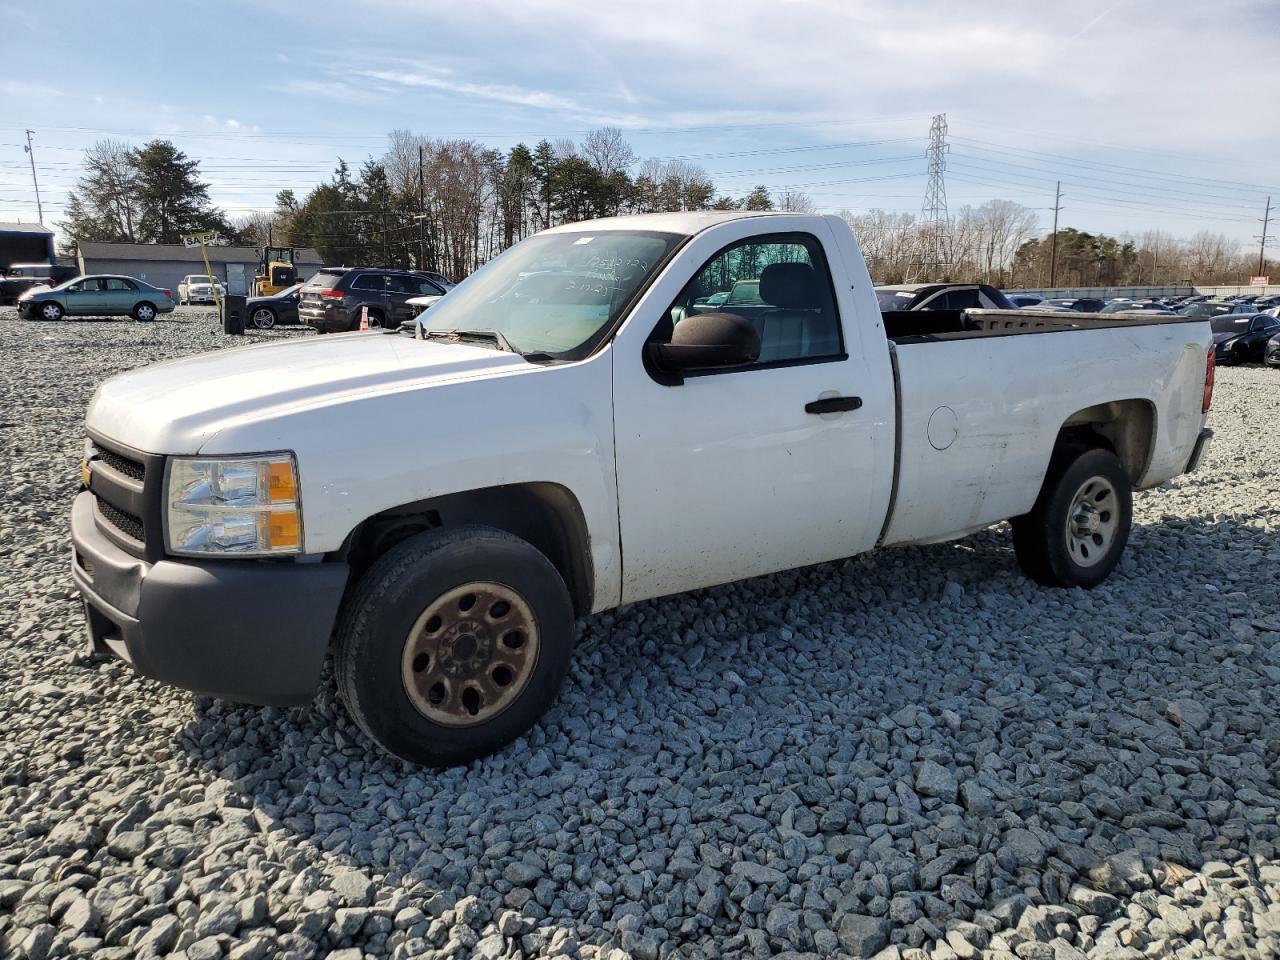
[132,302,157,322]
[335,525,575,766]
[38,301,64,321]
[250,307,276,330]
[1011,446,1132,588]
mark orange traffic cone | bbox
[359,305,370,331]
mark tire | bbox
[132,302,157,322]
[1011,446,1132,589]
[250,307,276,330]
[335,525,575,766]
[38,301,63,322]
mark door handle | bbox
[805,395,862,415]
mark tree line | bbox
[59,130,1276,287]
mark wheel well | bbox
[341,482,594,616]
[1056,399,1156,482]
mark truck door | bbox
[611,218,895,603]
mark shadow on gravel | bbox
[177,513,1279,955]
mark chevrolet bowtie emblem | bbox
[80,458,91,488]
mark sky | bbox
[2,0,1278,251]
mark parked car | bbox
[405,291,446,318]
[298,267,450,333]
[1008,293,1043,308]
[1100,301,1173,314]
[1266,331,1280,367]
[0,262,78,304]
[1046,298,1106,313]
[177,274,226,305]
[1212,313,1280,365]
[71,211,1214,766]
[874,282,1015,311]
[245,282,304,329]
[18,275,175,321]
[1179,302,1235,318]
[420,271,456,290]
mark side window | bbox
[977,288,1003,309]
[351,274,385,292]
[104,278,133,291]
[942,288,982,310]
[659,232,842,367]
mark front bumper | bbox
[1184,427,1213,474]
[70,490,349,705]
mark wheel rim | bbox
[1066,475,1119,568]
[252,308,275,329]
[41,304,60,320]
[137,305,154,321]
[401,582,540,727]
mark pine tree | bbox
[132,140,224,243]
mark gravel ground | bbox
[1,308,1279,960]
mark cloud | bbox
[359,69,593,113]
[266,79,370,104]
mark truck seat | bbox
[758,262,833,361]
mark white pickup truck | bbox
[72,212,1215,766]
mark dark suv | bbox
[298,267,448,333]
[1,263,79,305]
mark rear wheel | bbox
[335,525,575,766]
[1012,446,1132,588]
[250,307,276,330]
[39,302,63,322]
[132,302,157,322]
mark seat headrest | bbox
[759,262,820,309]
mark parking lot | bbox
[1,308,1279,959]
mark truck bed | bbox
[881,308,1202,344]
[878,312,1211,547]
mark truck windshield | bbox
[419,230,682,358]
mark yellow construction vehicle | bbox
[253,247,298,297]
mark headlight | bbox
[165,453,302,556]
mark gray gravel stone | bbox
[838,913,890,955]
[915,759,958,802]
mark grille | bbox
[97,499,145,543]
[95,446,145,482]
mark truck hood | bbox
[87,332,530,454]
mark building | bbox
[75,242,324,295]
[0,222,56,272]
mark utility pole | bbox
[1258,196,1272,278]
[1048,181,1062,289]
[23,129,43,224]
[418,144,427,270]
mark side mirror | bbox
[652,311,761,373]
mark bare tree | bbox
[581,127,636,178]
[775,188,816,213]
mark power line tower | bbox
[1257,196,1273,279]
[920,113,952,279]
